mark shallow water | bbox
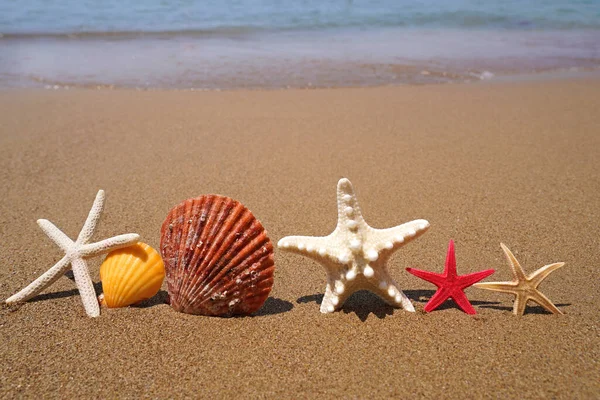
[1,0,599,88]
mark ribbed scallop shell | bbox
[100,242,165,308]
[160,195,275,316]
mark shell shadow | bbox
[297,291,396,322]
[132,290,170,308]
[251,297,294,317]
[479,303,571,315]
[149,294,293,317]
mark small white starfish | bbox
[278,178,429,313]
[5,190,139,317]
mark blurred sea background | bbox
[1,0,599,89]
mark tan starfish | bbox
[474,243,565,315]
[278,178,429,313]
[5,190,139,317]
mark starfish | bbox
[474,243,565,316]
[278,178,429,313]
[5,190,139,317]
[406,240,494,314]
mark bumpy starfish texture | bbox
[406,240,494,314]
[278,178,429,313]
[5,190,139,317]
[474,243,565,316]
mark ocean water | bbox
[1,0,599,88]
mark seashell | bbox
[99,242,165,308]
[160,195,275,316]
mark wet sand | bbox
[0,79,599,398]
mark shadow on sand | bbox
[28,273,103,303]
[297,291,397,322]
[252,297,294,317]
[404,289,501,311]
[297,288,508,320]
[479,303,571,315]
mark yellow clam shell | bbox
[100,242,165,308]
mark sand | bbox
[0,79,599,399]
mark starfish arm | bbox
[406,267,445,287]
[513,293,528,316]
[444,239,458,278]
[70,258,100,317]
[500,243,527,281]
[423,288,451,313]
[529,262,565,288]
[398,289,415,312]
[474,281,518,294]
[76,189,105,244]
[80,233,140,257]
[336,178,365,227]
[459,269,496,288]
[450,290,477,315]
[530,291,563,315]
[5,255,71,304]
[320,280,338,313]
[366,273,415,312]
[37,219,73,252]
[369,219,430,262]
[278,235,343,265]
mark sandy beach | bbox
[0,79,599,398]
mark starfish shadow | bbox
[28,277,104,303]
[479,303,571,315]
[404,289,501,311]
[404,289,437,304]
[297,291,395,321]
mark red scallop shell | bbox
[160,195,275,316]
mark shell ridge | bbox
[163,203,179,307]
[183,200,245,303]
[197,232,271,298]
[115,244,153,306]
[100,253,112,304]
[189,198,245,310]
[209,226,268,284]
[182,201,204,281]
[175,199,198,307]
[134,270,165,296]
[123,263,164,303]
[179,195,224,311]
[181,196,215,310]
[195,237,273,305]
[119,246,156,305]
[107,250,128,306]
[186,214,266,305]
[160,211,174,302]
[101,254,116,305]
[114,250,139,306]
[188,207,255,301]
[198,251,274,308]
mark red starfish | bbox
[406,240,495,314]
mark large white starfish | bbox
[5,190,139,317]
[278,178,429,313]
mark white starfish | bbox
[5,190,139,317]
[278,178,430,313]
